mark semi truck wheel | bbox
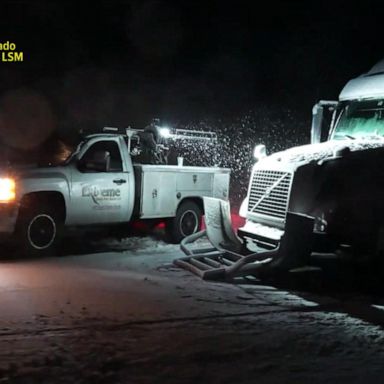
[166,201,202,243]
[16,204,63,256]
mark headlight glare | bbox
[0,178,16,202]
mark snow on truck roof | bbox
[339,59,384,101]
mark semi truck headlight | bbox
[253,144,266,161]
[0,178,16,202]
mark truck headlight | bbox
[253,144,266,161]
[0,178,16,202]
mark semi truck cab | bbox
[239,60,384,261]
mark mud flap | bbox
[174,197,314,280]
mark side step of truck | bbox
[174,197,315,281]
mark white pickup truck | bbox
[0,127,230,255]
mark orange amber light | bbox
[0,178,15,202]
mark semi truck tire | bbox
[16,204,63,256]
[166,201,202,243]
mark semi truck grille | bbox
[247,170,292,220]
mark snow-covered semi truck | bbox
[0,127,230,255]
[177,60,384,280]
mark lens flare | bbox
[0,178,15,202]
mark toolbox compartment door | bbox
[176,172,212,191]
[140,170,177,217]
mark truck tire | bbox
[16,204,63,257]
[166,201,202,243]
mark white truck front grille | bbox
[247,170,292,220]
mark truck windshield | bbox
[332,99,384,140]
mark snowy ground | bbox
[0,235,384,383]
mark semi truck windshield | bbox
[332,100,384,140]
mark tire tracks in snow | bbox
[0,305,317,339]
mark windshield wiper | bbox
[361,134,384,140]
[340,134,356,140]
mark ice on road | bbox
[0,236,383,383]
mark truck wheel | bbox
[166,201,202,243]
[16,205,62,256]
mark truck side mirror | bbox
[311,101,338,144]
[79,150,111,172]
[311,104,324,144]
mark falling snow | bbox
[167,108,308,206]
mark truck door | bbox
[69,139,130,224]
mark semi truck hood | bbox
[265,139,384,167]
[249,139,384,224]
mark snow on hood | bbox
[267,139,384,164]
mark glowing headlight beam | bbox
[0,178,16,202]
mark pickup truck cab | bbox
[0,128,230,255]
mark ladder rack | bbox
[100,126,217,153]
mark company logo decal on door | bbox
[82,185,121,209]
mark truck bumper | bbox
[239,220,338,255]
[238,220,284,251]
[0,203,18,236]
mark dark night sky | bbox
[0,0,383,134]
